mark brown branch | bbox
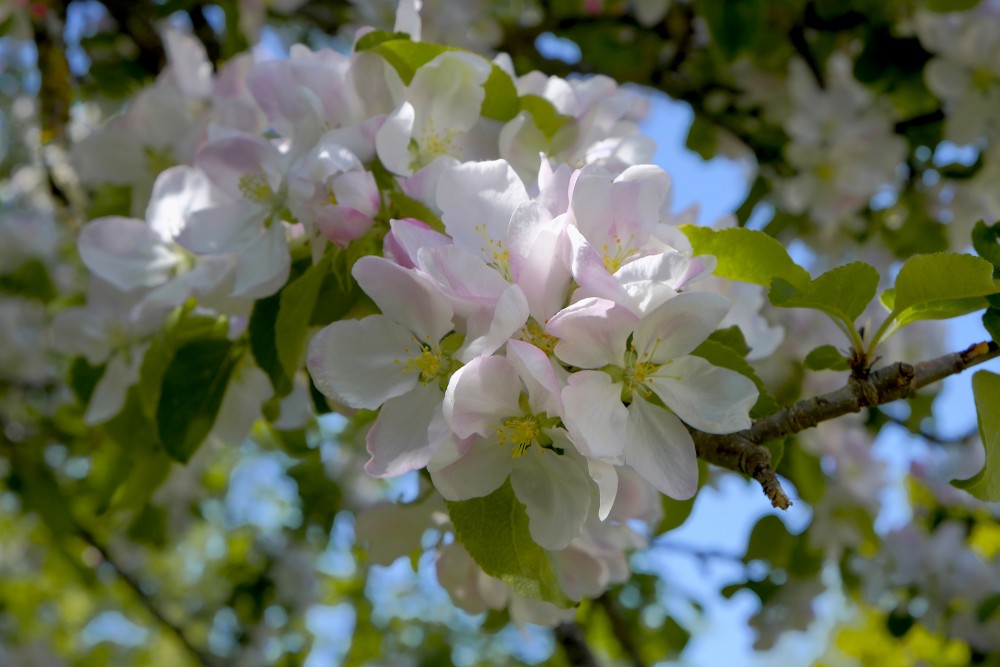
[555,622,601,667]
[692,341,1000,509]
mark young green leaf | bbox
[952,370,1000,501]
[681,226,810,289]
[769,262,880,326]
[446,480,572,607]
[890,253,1000,314]
[519,94,573,141]
[972,220,1000,268]
[803,345,850,371]
[275,254,329,384]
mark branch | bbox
[692,341,1000,509]
[555,622,601,667]
[76,528,221,667]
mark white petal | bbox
[429,436,512,500]
[633,291,730,362]
[459,284,530,362]
[232,222,290,299]
[437,159,527,257]
[375,103,416,175]
[365,384,444,477]
[306,315,419,409]
[561,370,627,462]
[510,442,592,550]
[85,345,147,425]
[443,355,520,439]
[210,358,274,444]
[587,459,619,521]
[78,217,179,291]
[624,398,698,499]
[146,166,218,241]
[352,255,454,342]
[546,297,636,369]
[506,339,563,417]
[648,355,757,434]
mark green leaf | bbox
[354,29,410,51]
[972,220,1000,268]
[769,262,880,325]
[891,253,1000,314]
[156,340,241,463]
[447,480,571,607]
[276,254,329,383]
[684,113,718,161]
[519,94,572,141]
[744,515,794,568]
[691,339,779,418]
[803,345,850,371]
[481,64,519,122]
[984,308,1000,342]
[0,259,57,303]
[697,0,764,61]
[924,0,981,11]
[681,226,810,289]
[952,370,1000,501]
[707,326,751,357]
[69,357,105,405]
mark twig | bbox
[555,622,601,667]
[691,341,1000,509]
[597,593,646,667]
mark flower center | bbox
[497,416,541,458]
[400,333,463,390]
[600,235,637,274]
[517,318,558,355]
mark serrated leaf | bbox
[519,94,572,141]
[769,262,880,325]
[446,480,571,607]
[891,253,1000,314]
[157,339,241,463]
[952,370,1000,501]
[691,339,778,418]
[804,345,849,371]
[681,226,810,289]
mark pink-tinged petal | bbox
[566,225,631,308]
[196,133,280,198]
[376,103,416,175]
[553,548,606,602]
[510,441,592,550]
[506,339,563,417]
[428,436,512,501]
[415,245,509,319]
[78,217,179,291]
[624,398,698,499]
[437,159,527,256]
[633,291,730,362]
[365,384,444,477]
[352,256,454,342]
[610,164,671,240]
[614,251,708,313]
[232,222,290,299]
[587,459,619,521]
[147,166,219,241]
[459,284,530,361]
[546,297,637,369]
[508,202,572,321]
[648,355,757,434]
[561,371,627,462]
[306,315,419,409]
[568,165,614,243]
[383,218,451,269]
[443,355,521,439]
[332,170,380,217]
[315,205,374,247]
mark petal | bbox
[561,370,627,462]
[232,222,290,299]
[78,217,179,291]
[510,440,592,550]
[428,436,512,500]
[84,345,148,425]
[546,297,637,369]
[409,52,490,137]
[306,315,419,409]
[624,398,698,499]
[437,159,527,258]
[443,355,521,439]
[587,459,619,521]
[508,202,572,321]
[506,339,563,417]
[459,284,530,362]
[375,102,416,175]
[383,218,451,269]
[352,256,454,342]
[365,384,444,477]
[647,355,757,434]
[633,291,730,362]
[146,166,219,241]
